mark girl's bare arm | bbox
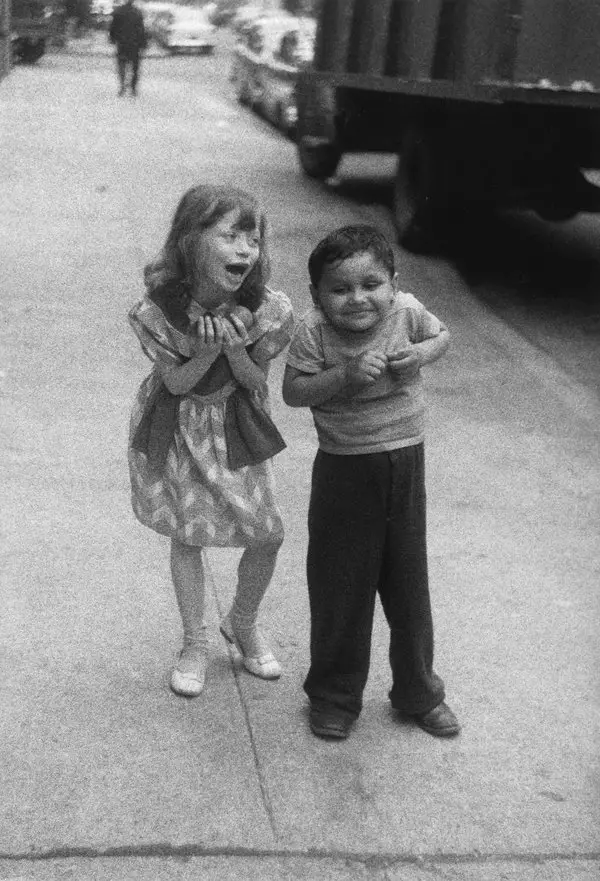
[225,349,269,395]
[222,315,269,396]
[156,316,223,395]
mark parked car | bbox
[232,15,316,136]
[11,0,53,63]
[208,0,245,27]
[152,4,216,54]
[257,19,316,135]
[90,0,114,28]
[142,1,177,42]
[230,12,291,88]
[230,4,264,34]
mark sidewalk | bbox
[59,28,168,58]
[1,50,599,881]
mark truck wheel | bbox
[393,127,443,251]
[21,41,45,63]
[236,77,249,105]
[536,201,579,223]
[298,137,341,180]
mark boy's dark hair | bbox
[308,225,395,287]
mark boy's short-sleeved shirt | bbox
[286,292,442,455]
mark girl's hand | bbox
[387,348,421,381]
[192,315,224,358]
[222,314,250,356]
[345,351,387,388]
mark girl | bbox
[128,184,294,697]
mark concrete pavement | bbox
[1,46,599,881]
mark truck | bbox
[296,0,600,250]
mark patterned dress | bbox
[128,287,294,548]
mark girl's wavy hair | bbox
[144,185,270,312]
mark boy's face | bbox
[310,251,398,333]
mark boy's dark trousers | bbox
[304,444,445,721]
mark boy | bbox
[282,225,459,740]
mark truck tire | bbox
[298,137,341,180]
[393,126,441,252]
[20,39,45,63]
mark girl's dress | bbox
[128,286,294,548]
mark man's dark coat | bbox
[109,2,147,54]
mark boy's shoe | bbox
[220,613,282,680]
[170,651,207,697]
[309,706,354,740]
[412,701,460,737]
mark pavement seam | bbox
[0,847,599,865]
[206,557,279,845]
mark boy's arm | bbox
[283,364,347,408]
[283,350,387,407]
[388,324,449,380]
[414,323,450,366]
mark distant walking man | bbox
[109,0,147,97]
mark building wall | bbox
[0,0,9,79]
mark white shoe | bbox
[170,651,207,697]
[220,614,281,680]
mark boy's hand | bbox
[387,347,421,381]
[345,351,387,388]
[192,315,224,358]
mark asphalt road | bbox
[0,32,599,881]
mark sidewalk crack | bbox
[208,560,279,844]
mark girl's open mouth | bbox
[225,263,248,277]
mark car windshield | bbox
[295,29,315,62]
[261,20,297,52]
[275,21,316,65]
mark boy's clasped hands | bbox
[345,347,421,388]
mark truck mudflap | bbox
[296,75,338,143]
[296,74,342,179]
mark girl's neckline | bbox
[187,299,237,320]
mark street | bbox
[0,33,599,881]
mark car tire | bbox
[237,78,249,105]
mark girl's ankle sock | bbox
[229,603,271,658]
[178,627,208,667]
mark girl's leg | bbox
[222,537,283,676]
[170,538,208,693]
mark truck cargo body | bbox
[297,0,600,246]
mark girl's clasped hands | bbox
[192,306,253,358]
